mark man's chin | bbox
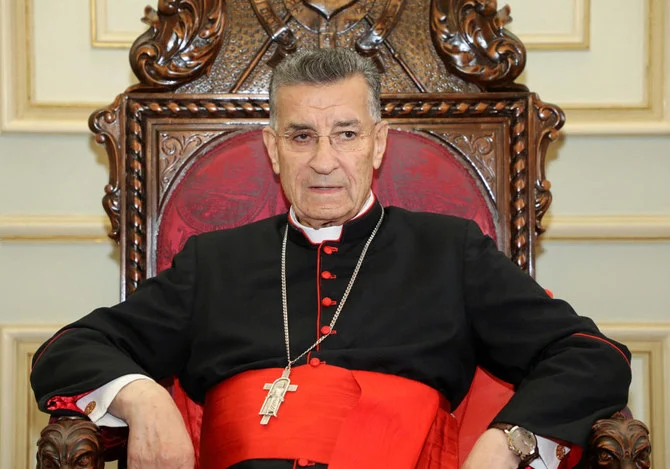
[298,208,355,228]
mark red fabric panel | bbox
[451,368,514,465]
[374,130,497,241]
[200,365,456,469]
[155,129,503,466]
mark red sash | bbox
[200,364,458,469]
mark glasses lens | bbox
[331,130,364,152]
[281,128,373,152]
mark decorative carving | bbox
[532,95,564,237]
[250,0,298,66]
[130,0,226,89]
[586,413,651,469]
[159,131,223,197]
[440,132,496,201]
[304,0,358,19]
[36,418,104,469]
[355,0,406,71]
[285,0,374,49]
[89,95,123,243]
[126,101,148,295]
[508,100,529,271]
[430,0,527,91]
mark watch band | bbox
[490,422,539,467]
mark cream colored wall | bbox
[0,0,668,468]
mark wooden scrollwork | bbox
[159,131,223,198]
[440,131,497,202]
[36,418,105,469]
[89,95,123,243]
[586,413,652,468]
[532,95,564,237]
[430,0,527,91]
[130,0,226,89]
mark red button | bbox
[297,458,312,467]
[320,325,331,335]
[323,246,339,255]
[321,271,335,279]
[309,357,321,367]
[321,297,337,307]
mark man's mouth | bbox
[310,185,342,191]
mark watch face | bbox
[510,428,537,457]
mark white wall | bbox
[0,0,668,468]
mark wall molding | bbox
[561,0,669,134]
[0,216,110,242]
[0,0,105,133]
[517,0,590,50]
[543,215,670,240]
[90,0,144,49]
[2,214,668,242]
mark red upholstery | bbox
[156,129,511,466]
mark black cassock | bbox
[31,201,631,468]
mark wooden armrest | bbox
[36,413,652,468]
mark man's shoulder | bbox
[384,206,474,231]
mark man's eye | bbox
[291,132,314,143]
[339,130,359,140]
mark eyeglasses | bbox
[278,124,378,153]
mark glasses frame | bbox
[276,122,381,153]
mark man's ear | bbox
[372,121,389,170]
[262,126,280,175]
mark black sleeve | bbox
[462,220,631,446]
[30,236,198,413]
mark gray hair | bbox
[268,48,382,128]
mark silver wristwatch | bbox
[490,423,539,467]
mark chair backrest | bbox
[90,0,564,464]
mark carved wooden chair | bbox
[36,1,651,468]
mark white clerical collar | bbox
[289,192,376,244]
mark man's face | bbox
[263,75,388,228]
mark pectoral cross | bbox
[259,367,298,425]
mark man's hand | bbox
[462,428,522,469]
[109,379,195,469]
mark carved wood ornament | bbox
[586,413,652,469]
[37,418,105,469]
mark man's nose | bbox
[309,136,339,174]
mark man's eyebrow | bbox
[284,123,316,132]
[333,119,361,128]
[282,120,362,132]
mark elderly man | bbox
[31,48,631,469]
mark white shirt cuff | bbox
[75,374,154,427]
[530,435,570,469]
